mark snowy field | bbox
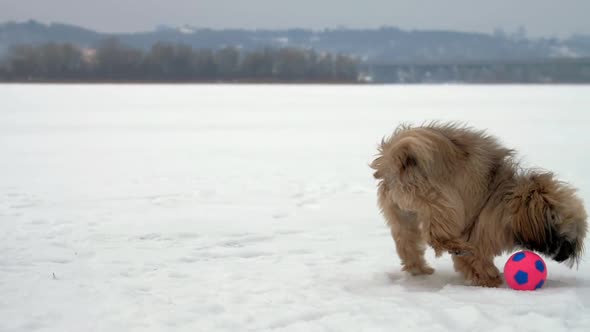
[1,84,590,332]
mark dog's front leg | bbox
[453,254,502,287]
[423,196,474,257]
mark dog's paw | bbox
[403,264,435,276]
[471,274,503,288]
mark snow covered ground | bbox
[0,84,589,332]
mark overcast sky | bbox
[1,0,588,37]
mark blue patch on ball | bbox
[535,260,545,273]
[512,252,526,262]
[535,280,545,289]
[515,270,528,285]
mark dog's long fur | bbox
[371,122,587,287]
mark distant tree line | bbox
[4,39,590,84]
[0,39,360,82]
[364,59,590,83]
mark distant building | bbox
[81,48,97,64]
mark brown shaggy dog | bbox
[371,123,587,287]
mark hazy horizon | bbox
[1,0,589,38]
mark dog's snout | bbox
[553,241,575,262]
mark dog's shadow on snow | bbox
[545,276,590,289]
[385,269,467,292]
[384,271,590,291]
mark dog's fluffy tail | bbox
[371,129,439,180]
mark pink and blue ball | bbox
[503,250,547,290]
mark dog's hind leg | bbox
[386,204,434,275]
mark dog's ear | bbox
[509,172,573,260]
[509,182,552,247]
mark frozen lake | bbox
[1,84,589,331]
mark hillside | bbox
[2,21,590,63]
